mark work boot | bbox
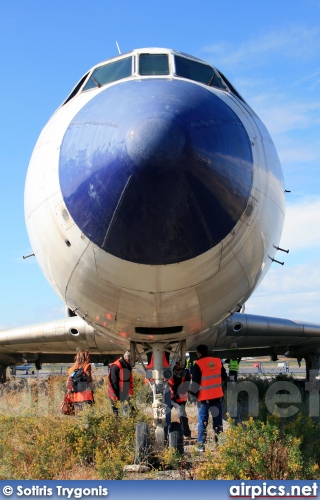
[195,444,205,452]
[180,416,191,437]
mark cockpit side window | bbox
[174,55,226,89]
[83,56,132,91]
[63,73,89,105]
[139,54,169,75]
[217,69,246,103]
[208,71,227,90]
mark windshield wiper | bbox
[89,75,101,88]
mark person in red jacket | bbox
[66,350,94,415]
[189,344,227,451]
[107,350,134,416]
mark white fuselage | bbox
[24,48,285,351]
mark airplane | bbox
[1,47,320,451]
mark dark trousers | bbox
[229,370,238,382]
[197,398,223,444]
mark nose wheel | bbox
[134,422,151,464]
[168,422,184,455]
[155,425,165,452]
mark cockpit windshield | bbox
[139,54,169,75]
[174,55,226,89]
[82,56,132,91]
[63,49,233,106]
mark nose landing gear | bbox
[132,340,186,462]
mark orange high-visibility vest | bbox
[168,375,188,403]
[69,363,94,403]
[107,358,134,401]
[195,357,223,401]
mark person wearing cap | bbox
[167,361,192,438]
[189,344,227,452]
[107,350,134,415]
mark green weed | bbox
[1,373,320,480]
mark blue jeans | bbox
[197,398,223,444]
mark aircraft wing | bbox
[0,316,124,366]
[200,312,320,361]
[2,312,320,366]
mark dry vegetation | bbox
[1,373,320,479]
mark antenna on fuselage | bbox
[116,41,121,54]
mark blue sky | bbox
[0,0,319,329]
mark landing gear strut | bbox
[132,340,186,461]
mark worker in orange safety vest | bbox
[189,344,227,451]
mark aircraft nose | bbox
[59,79,253,265]
[126,114,186,169]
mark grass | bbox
[1,372,320,479]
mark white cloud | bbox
[250,96,320,135]
[256,264,320,294]
[246,197,320,322]
[280,198,320,250]
[296,69,320,91]
[246,262,320,322]
[277,143,318,165]
[202,26,320,69]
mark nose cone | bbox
[59,79,253,265]
[126,114,186,168]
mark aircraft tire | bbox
[134,422,151,464]
[168,422,184,455]
[154,424,165,452]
